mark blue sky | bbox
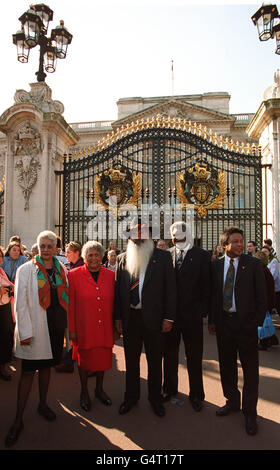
[1,0,279,123]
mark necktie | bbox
[176,250,184,270]
[223,258,235,312]
[130,274,140,307]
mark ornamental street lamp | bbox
[12,4,73,82]
[252,3,280,55]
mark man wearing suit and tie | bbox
[209,226,266,436]
[162,221,211,412]
[114,219,176,417]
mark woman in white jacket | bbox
[5,231,68,447]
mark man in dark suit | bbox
[209,226,266,435]
[162,221,211,412]
[114,220,176,417]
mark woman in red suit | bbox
[68,241,115,411]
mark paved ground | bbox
[0,317,280,452]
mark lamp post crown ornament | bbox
[12,3,73,82]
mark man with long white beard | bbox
[162,221,211,412]
[114,220,176,417]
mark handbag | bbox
[258,312,275,340]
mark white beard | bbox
[126,239,154,277]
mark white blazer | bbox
[14,260,62,360]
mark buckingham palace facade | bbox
[0,73,279,254]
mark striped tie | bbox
[176,250,184,270]
[130,275,140,307]
[223,258,235,312]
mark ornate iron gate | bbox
[56,117,262,251]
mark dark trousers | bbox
[216,315,259,417]
[123,309,163,405]
[276,291,280,315]
[163,317,205,401]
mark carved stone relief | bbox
[0,148,6,193]
[13,122,42,210]
[14,82,64,114]
[161,106,188,120]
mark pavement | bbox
[0,317,280,452]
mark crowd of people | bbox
[0,225,279,446]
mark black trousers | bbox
[216,314,259,417]
[0,303,14,365]
[122,308,163,405]
[162,316,205,401]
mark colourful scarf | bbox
[33,255,69,312]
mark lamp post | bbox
[251,3,280,54]
[12,4,73,82]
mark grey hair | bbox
[37,230,57,247]
[82,240,104,259]
[170,221,187,236]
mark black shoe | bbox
[245,415,258,436]
[270,335,279,346]
[95,390,112,406]
[119,401,137,415]
[80,393,91,412]
[189,397,203,412]
[151,402,165,417]
[0,371,12,381]
[161,391,177,402]
[161,392,171,402]
[216,403,240,417]
[5,423,24,447]
[38,405,56,421]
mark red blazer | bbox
[68,265,115,350]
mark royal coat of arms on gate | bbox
[94,164,141,215]
[177,162,226,218]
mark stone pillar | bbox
[0,82,79,249]
[247,70,280,257]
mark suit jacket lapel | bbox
[122,254,130,289]
[218,256,225,292]
[169,246,176,268]
[143,249,157,290]
[235,253,247,285]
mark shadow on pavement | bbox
[0,322,279,451]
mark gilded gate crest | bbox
[177,162,226,218]
[94,165,141,213]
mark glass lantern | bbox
[51,20,73,59]
[251,4,279,41]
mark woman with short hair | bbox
[5,231,68,447]
[0,246,15,381]
[68,240,115,411]
[262,245,280,316]
[2,241,28,282]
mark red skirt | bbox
[72,344,112,371]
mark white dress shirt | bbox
[175,244,192,263]
[223,254,239,312]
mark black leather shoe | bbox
[5,423,24,447]
[151,402,165,417]
[161,391,177,402]
[189,397,203,412]
[0,371,12,381]
[119,401,137,415]
[245,416,258,436]
[95,390,112,406]
[161,392,171,402]
[80,394,91,412]
[216,403,240,417]
[38,405,56,421]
